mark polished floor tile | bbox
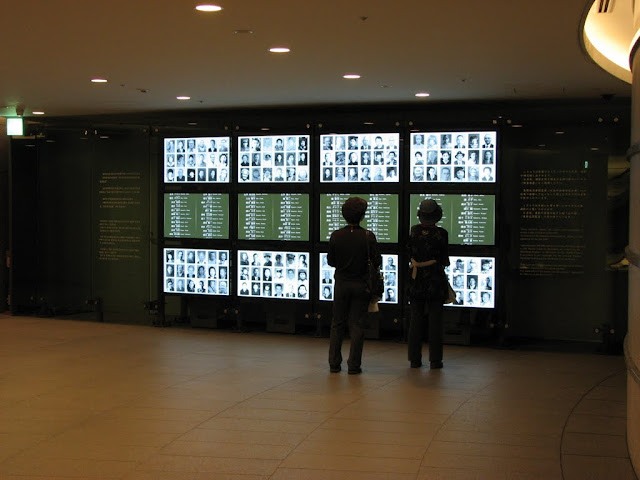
[0,315,636,480]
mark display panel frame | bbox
[237,193,309,242]
[163,248,230,296]
[318,253,399,304]
[237,249,310,300]
[163,192,229,240]
[237,134,310,184]
[408,193,495,246]
[444,255,495,309]
[319,132,400,184]
[164,136,231,184]
[318,193,399,243]
[409,131,497,184]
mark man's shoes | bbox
[410,362,422,368]
[430,361,443,369]
[347,367,362,375]
[330,366,341,373]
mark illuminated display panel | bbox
[237,250,310,300]
[319,193,398,243]
[320,133,400,183]
[238,193,309,241]
[445,256,495,308]
[164,193,229,239]
[238,135,310,183]
[164,248,230,296]
[319,253,399,304]
[409,131,496,183]
[164,137,230,183]
[409,194,495,245]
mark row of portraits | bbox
[162,249,496,308]
[320,133,399,151]
[411,165,495,182]
[239,135,309,153]
[164,132,497,184]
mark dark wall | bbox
[90,127,151,323]
[8,100,631,339]
[10,139,39,312]
[37,131,92,309]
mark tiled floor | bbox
[0,314,636,479]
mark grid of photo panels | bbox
[238,135,310,183]
[320,133,400,183]
[444,256,495,308]
[319,253,399,304]
[237,250,310,300]
[409,131,496,183]
[164,248,230,295]
[164,137,231,183]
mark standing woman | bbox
[328,197,381,374]
[407,199,450,369]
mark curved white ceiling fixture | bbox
[582,0,635,83]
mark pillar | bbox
[627,26,640,475]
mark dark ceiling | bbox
[0,0,631,118]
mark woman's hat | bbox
[342,197,368,223]
[417,199,443,224]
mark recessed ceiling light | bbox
[261,127,270,131]
[32,111,45,115]
[187,122,198,126]
[195,4,223,12]
[91,78,108,83]
[177,96,191,100]
[415,92,430,97]
[512,124,523,127]
[363,122,374,125]
[555,131,565,135]
[269,47,290,53]
[343,74,361,79]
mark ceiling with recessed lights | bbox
[0,0,632,118]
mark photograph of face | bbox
[320,133,399,183]
[164,137,230,184]
[163,249,230,296]
[238,135,310,183]
[409,131,497,184]
[237,250,309,300]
